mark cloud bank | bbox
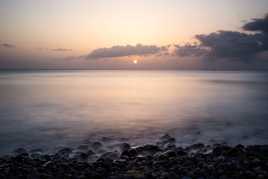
[51,48,72,52]
[87,44,163,59]
[174,14,268,62]
[243,14,268,33]
[0,43,15,48]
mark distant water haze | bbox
[0,70,268,154]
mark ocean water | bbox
[0,70,268,154]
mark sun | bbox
[133,60,138,64]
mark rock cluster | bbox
[0,134,267,179]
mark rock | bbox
[154,150,177,160]
[182,176,192,179]
[87,149,95,156]
[159,134,176,143]
[175,147,187,156]
[247,145,268,157]
[225,146,245,157]
[13,148,28,155]
[121,148,138,158]
[42,161,53,168]
[125,170,145,178]
[187,143,206,154]
[100,151,119,161]
[70,151,91,161]
[91,141,103,151]
[190,143,205,150]
[157,134,176,149]
[77,144,89,151]
[212,145,231,156]
[135,144,161,154]
[1,142,268,179]
[118,143,130,153]
[55,147,72,159]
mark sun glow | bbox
[133,60,138,64]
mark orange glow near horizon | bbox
[133,60,138,64]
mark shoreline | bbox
[0,134,267,179]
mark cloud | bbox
[195,31,267,58]
[51,48,72,52]
[243,14,268,33]
[87,44,163,59]
[172,14,268,61]
[174,43,210,57]
[1,43,15,48]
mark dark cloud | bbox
[196,31,267,58]
[243,14,268,33]
[1,43,15,48]
[173,14,268,61]
[174,44,210,57]
[51,48,72,52]
[87,44,163,59]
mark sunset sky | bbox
[1,0,268,69]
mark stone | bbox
[91,141,103,151]
[55,147,72,159]
[118,143,131,153]
[100,151,119,161]
[13,148,28,155]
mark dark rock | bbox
[77,144,89,151]
[212,145,231,156]
[154,150,177,160]
[135,144,161,154]
[87,149,95,156]
[157,134,176,149]
[121,148,138,158]
[55,147,72,159]
[100,151,119,161]
[1,142,268,179]
[225,146,245,157]
[91,141,103,151]
[13,148,28,155]
[118,143,131,153]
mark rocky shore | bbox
[0,134,267,179]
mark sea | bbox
[0,70,268,154]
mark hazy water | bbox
[0,70,268,154]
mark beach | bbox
[0,134,267,179]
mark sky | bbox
[0,0,268,70]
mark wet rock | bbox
[175,147,187,156]
[212,145,231,156]
[154,150,177,160]
[100,151,120,161]
[1,142,268,179]
[91,141,103,151]
[118,143,131,153]
[121,148,138,158]
[247,145,268,157]
[157,134,176,149]
[70,151,90,161]
[182,176,192,179]
[87,149,95,156]
[77,144,89,151]
[13,148,28,156]
[55,147,72,159]
[135,144,161,154]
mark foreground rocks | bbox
[0,135,268,179]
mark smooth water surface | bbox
[0,70,268,154]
